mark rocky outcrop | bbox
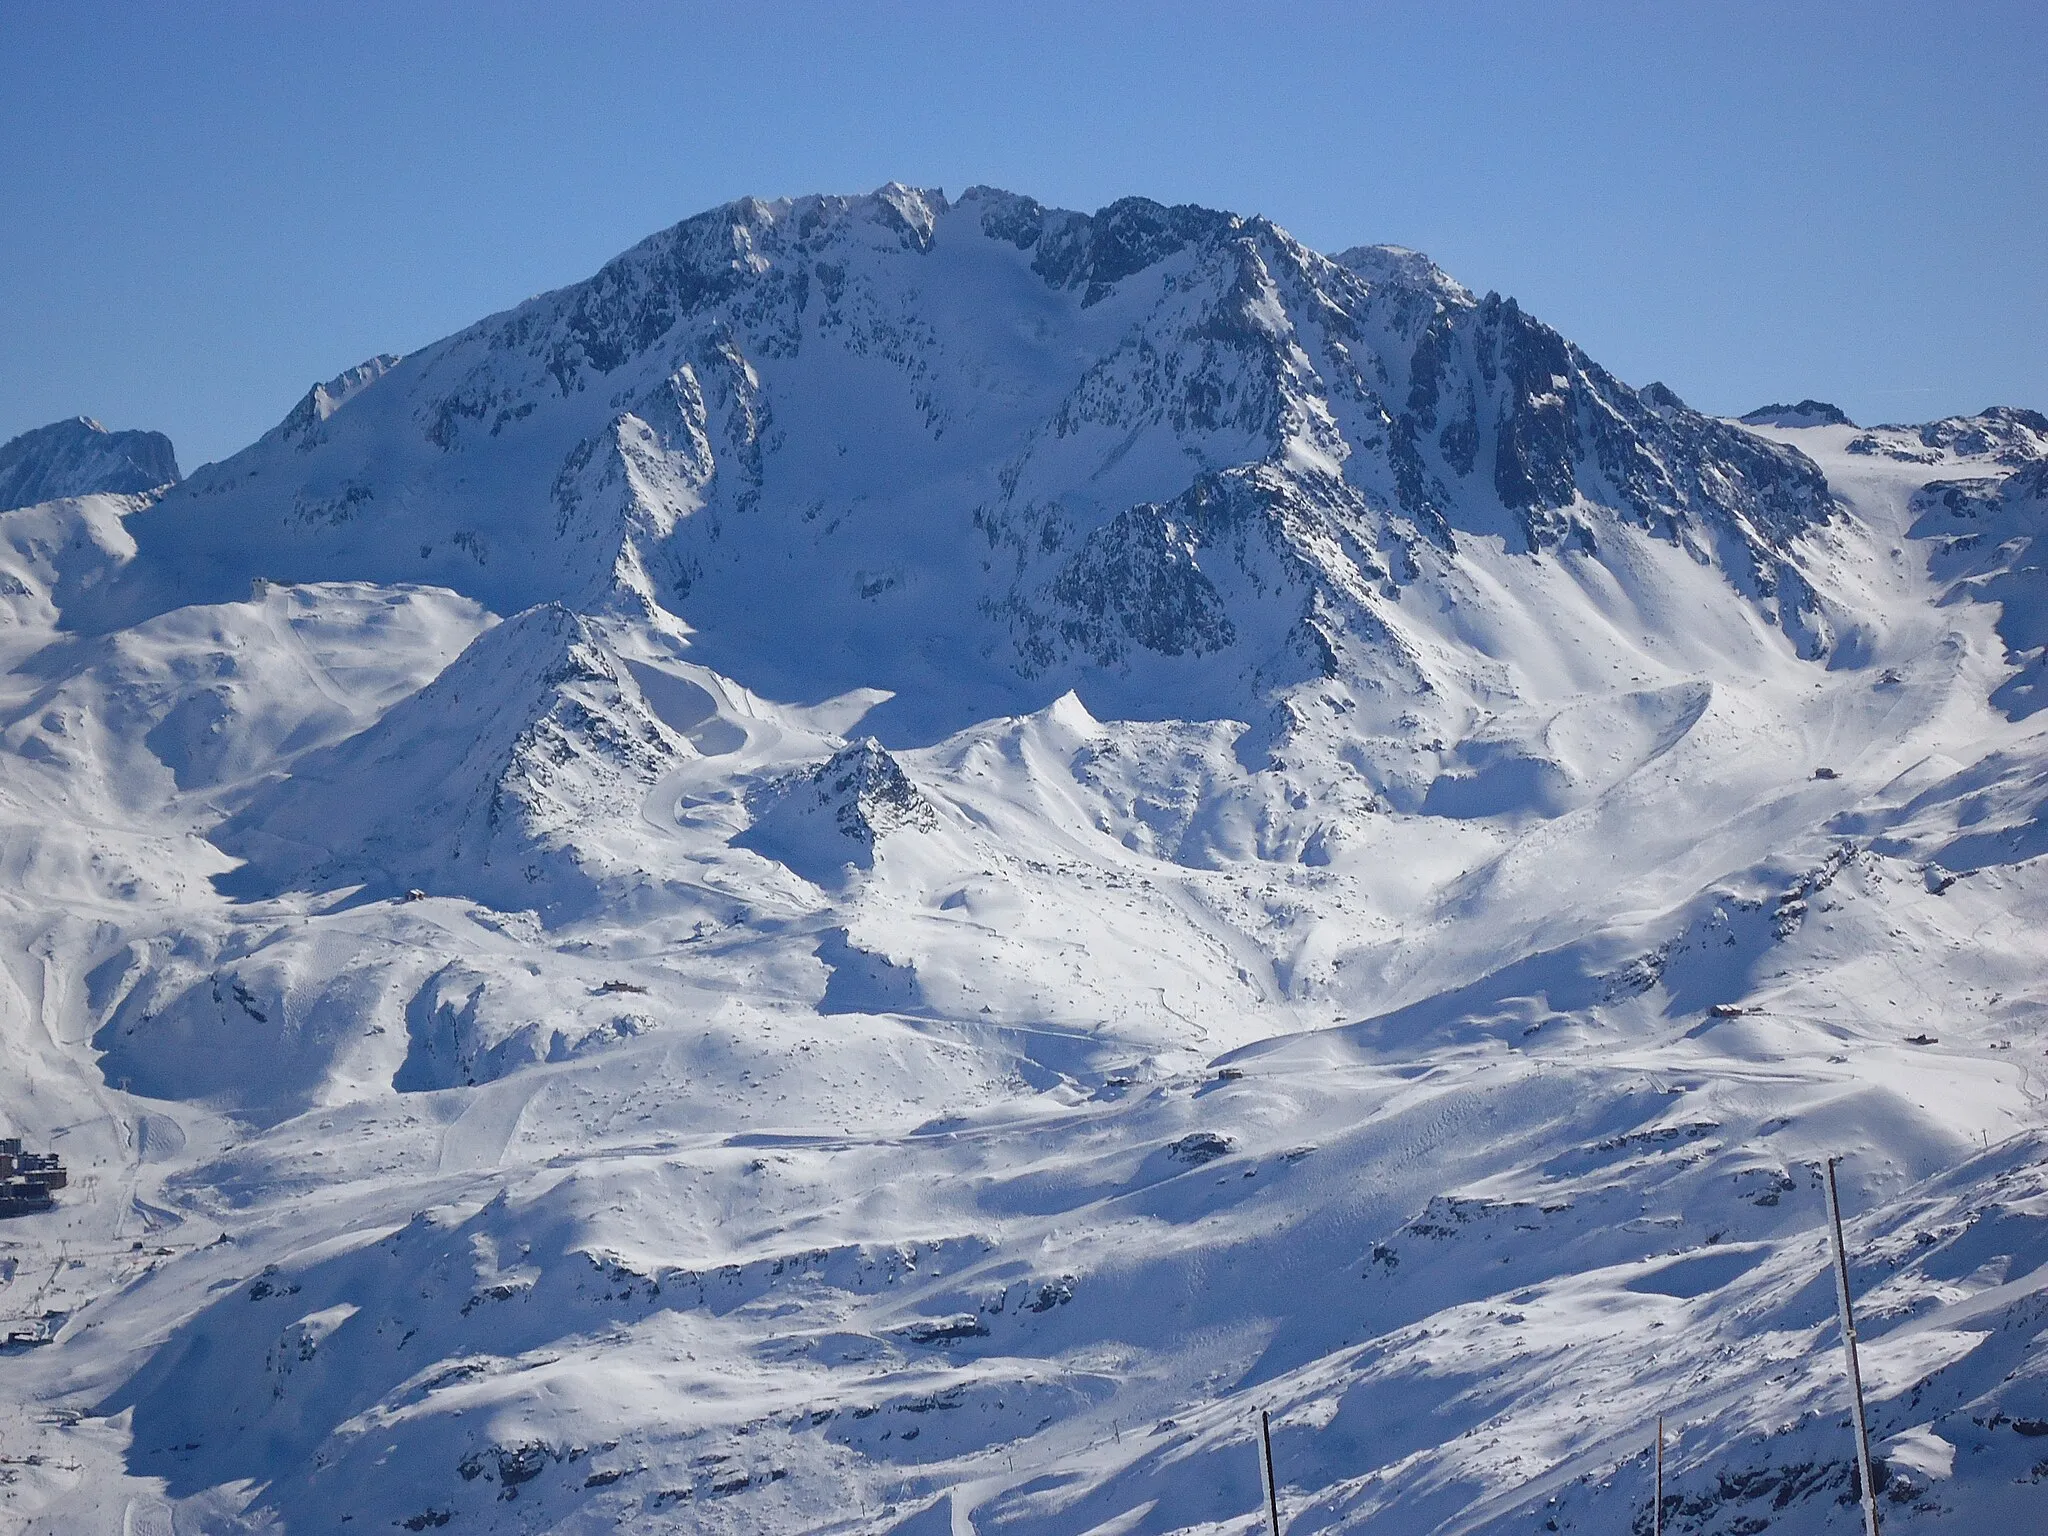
[739,740,938,884]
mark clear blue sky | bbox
[3,1,2042,469]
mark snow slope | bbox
[1,187,2046,1536]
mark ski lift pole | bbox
[1260,1408,1281,1536]
[1654,1414,1663,1536]
[1825,1157,1881,1536]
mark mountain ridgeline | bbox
[97,186,1835,744]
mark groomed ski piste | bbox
[1,186,2045,1534]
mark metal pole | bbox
[1654,1414,1663,1536]
[1825,1157,1882,1536]
[1260,1409,1281,1536]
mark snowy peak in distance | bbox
[1736,401,2048,475]
[92,182,1844,747]
[1846,404,2048,468]
[1738,399,1855,429]
[273,354,404,450]
[0,415,179,510]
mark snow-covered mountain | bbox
[1740,400,1856,430]
[2,186,2047,1536]
[0,415,179,510]
[91,187,1839,732]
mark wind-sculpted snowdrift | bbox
[0,187,2045,1536]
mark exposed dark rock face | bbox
[738,740,939,885]
[1026,195,1240,305]
[1375,287,1833,561]
[1740,400,1856,428]
[1047,503,1236,666]
[812,740,940,846]
[1850,407,2048,467]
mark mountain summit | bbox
[99,185,1834,748]
[0,415,179,510]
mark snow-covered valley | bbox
[2,186,2046,1534]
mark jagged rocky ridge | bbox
[1740,400,1856,429]
[1847,406,2048,468]
[93,185,1840,747]
[740,740,940,885]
